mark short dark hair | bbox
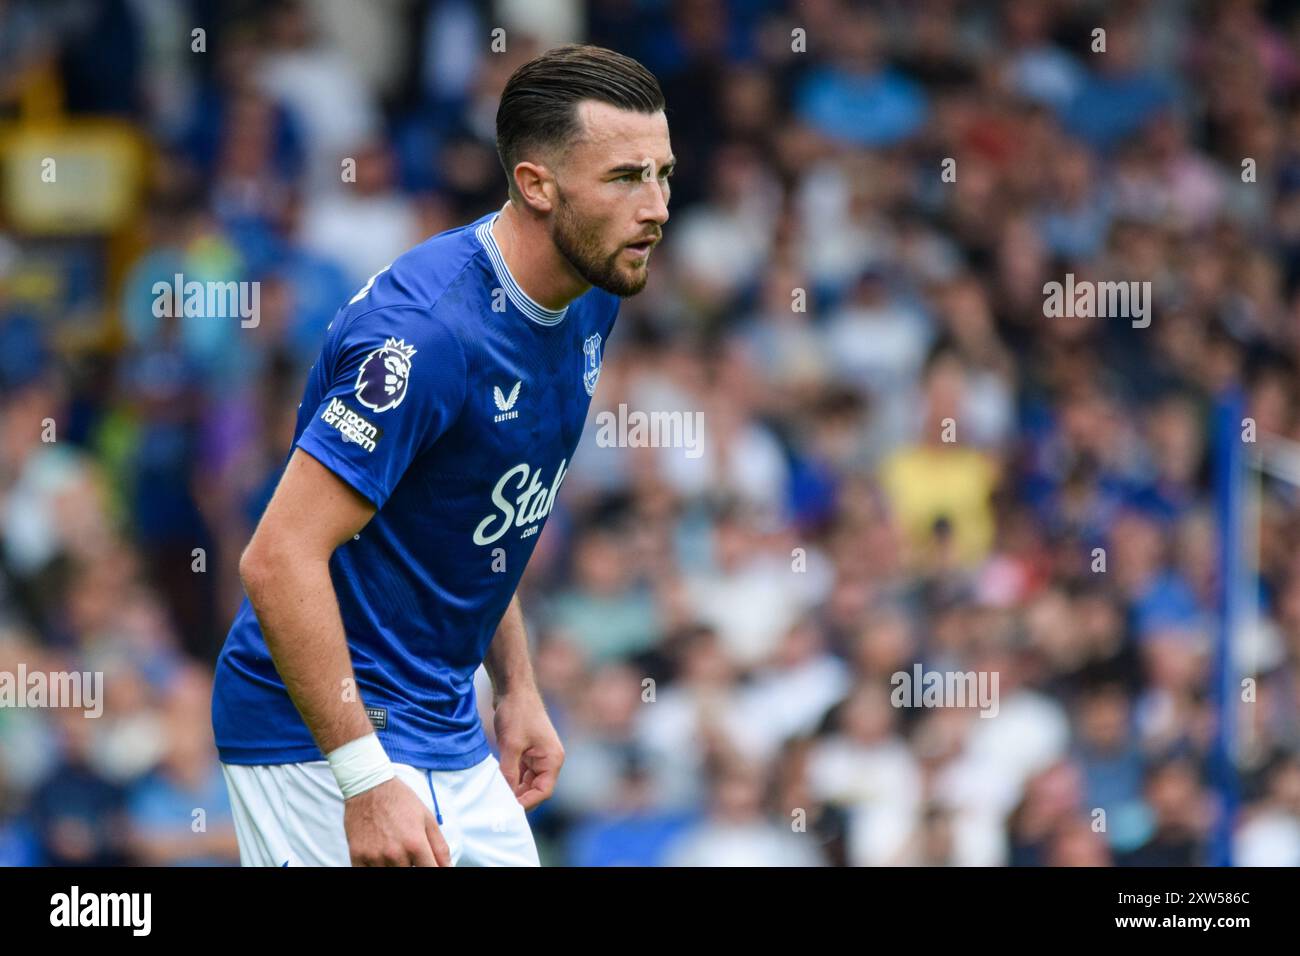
[496,44,665,199]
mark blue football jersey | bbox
[212,205,620,769]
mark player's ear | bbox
[512,161,556,214]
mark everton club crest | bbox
[582,332,602,397]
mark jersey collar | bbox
[475,203,569,326]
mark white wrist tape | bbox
[326,733,395,799]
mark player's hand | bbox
[344,777,451,867]
[493,689,565,810]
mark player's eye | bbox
[614,168,671,185]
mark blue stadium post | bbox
[1210,387,1245,867]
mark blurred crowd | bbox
[3,0,1300,866]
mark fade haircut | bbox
[496,44,665,201]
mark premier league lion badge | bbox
[355,337,417,412]
[582,332,602,397]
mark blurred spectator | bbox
[30,709,130,866]
[1115,757,1214,866]
[125,667,239,866]
[664,758,824,866]
[1234,752,1300,866]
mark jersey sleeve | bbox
[295,306,468,509]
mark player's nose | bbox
[641,181,669,226]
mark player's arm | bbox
[484,595,538,704]
[485,594,565,809]
[239,448,375,753]
[239,447,450,866]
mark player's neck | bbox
[491,200,590,311]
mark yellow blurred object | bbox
[878,444,999,566]
[0,120,145,235]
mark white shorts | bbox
[220,754,540,867]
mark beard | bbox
[550,190,652,298]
